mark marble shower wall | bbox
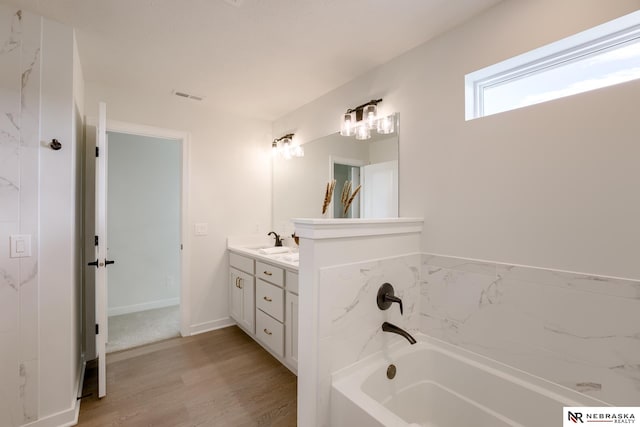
[0,5,41,426]
[420,254,640,406]
[317,254,421,426]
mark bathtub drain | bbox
[386,364,396,380]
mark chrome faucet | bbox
[267,231,283,247]
[382,322,417,345]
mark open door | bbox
[93,101,111,398]
[362,160,398,218]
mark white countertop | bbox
[227,238,299,271]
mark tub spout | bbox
[382,322,417,345]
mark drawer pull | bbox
[263,328,272,336]
[237,278,243,289]
[263,296,272,302]
[263,271,273,276]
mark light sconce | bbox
[340,99,394,140]
[272,133,303,159]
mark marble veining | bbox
[0,10,21,55]
[0,5,41,425]
[420,253,640,406]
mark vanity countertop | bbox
[227,236,299,271]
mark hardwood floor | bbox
[78,326,297,426]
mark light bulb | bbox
[340,112,356,136]
[363,104,377,130]
[355,123,371,140]
[376,114,395,134]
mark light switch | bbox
[10,234,31,258]
[194,223,209,236]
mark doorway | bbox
[105,131,182,352]
[84,118,190,364]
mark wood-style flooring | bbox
[78,326,297,426]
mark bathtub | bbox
[331,335,606,427]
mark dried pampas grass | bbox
[321,179,336,214]
[342,184,361,216]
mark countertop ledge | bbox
[228,245,299,271]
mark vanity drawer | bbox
[256,279,284,322]
[286,270,298,294]
[256,309,284,358]
[256,261,284,287]
[230,252,254,275]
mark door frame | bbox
[103,119,191,337]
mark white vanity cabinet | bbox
[228,248,298,374]
[229,254,256,334]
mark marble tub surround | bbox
[420,254,640,406]
[316,254,421,426]
[320,254,422,371]
[293,217,423,427]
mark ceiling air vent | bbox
[172,90,205,102]
[223,0,244,7]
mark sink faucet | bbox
[267,231,283,247]
[382,322,416,345]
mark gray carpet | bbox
[107,305,180,353]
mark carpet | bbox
[107,305,180,353]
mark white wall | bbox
[273,0,640,281]
[106,132,181,315]
[40,16,84,421]
[85,83,272,334]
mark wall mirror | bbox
[272,114,399,231]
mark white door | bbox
[362,160,399,218]
[94,102,110,398]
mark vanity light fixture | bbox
[272,133,303,159]
[339,99,394,140]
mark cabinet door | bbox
[285,292,299,371]
[238,271,255,334]
[229,268,243,324]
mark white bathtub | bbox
[331,335,606,427]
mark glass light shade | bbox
[292,144,304,157]
[355,123,371,140]
[281,139,292,159]
[272,141,278,156]
[376,114,395,134]
[340,112,356,136]
[363,104,377,129]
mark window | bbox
[465,10,640,120]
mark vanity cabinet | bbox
[285,292,299,369]
[228,248,299,373]
[229,254,256,334]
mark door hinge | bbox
[95,147,99,157]
[94,235,99,246]
[95,324,99,335]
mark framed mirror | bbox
[272,114,399,230]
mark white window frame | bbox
[465,10,640,120]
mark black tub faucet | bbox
[377,283,403,315]
[382,322,417,345]
[267,231,283,247]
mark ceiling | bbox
[3,0,502,120]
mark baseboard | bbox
[21,358,86,427]
[108,298,179,316]
[189,317,235,335]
